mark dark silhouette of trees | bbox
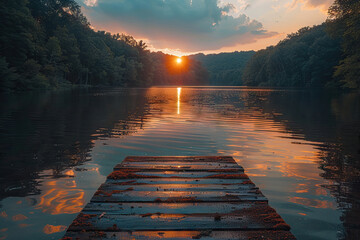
[1,0,358,91]
[0,0,208,92]
[190,51,255,86]
[327,0,360,88]
[200,1,359,89]
[242,25,342,88]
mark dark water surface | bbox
[0,87,359,240]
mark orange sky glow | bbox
[78,0,334,56]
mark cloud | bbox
[83,0,97,7]
[289,0,334,11]
[77,0,277,52]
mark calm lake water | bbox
[0,87,359,240]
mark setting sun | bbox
[1,0,359,238]
[176,57,182,64]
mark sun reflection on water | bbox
[0,87,357,239]
[177,87,181,115]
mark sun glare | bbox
[177,87,181,115]
[176,57,182,64]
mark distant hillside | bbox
[242,24,342,88]
[190,51,255,86]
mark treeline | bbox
[149,52,209,86]
[190,51,254,85]
[242,0,360,88]
[242,24,342,87]
[0,0,208,92]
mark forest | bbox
[241,0,360,89]
[0,0,208,92]
[1,0,359,91]
[190,51,254,86]
[242,24,342,88]
[193,0,359,89]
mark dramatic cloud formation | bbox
[78,0,277,52]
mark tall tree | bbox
[328,0,360,88]
[0,0,38,67]
[0,57,18,92]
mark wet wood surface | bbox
[63,156,295,239]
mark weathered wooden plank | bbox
[107,170,248,179]
[118,161,240,167]
[115,162,243,172]
[63,230,296,240]
[96,182,257,193]
[105,178,254,185]
[90,190,266,203]
[114,167,243,172]
[82,202,268,215]
[122,156,236,163]
[68,205,290,231]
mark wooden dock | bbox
[63,156,295,239]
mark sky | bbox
[76,0,334,56]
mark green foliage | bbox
[46,37,62,63]
[191,51,255,85]
[328,0,359,19]
[0,0,209,92]
[327,1,360,88]
[19,59,50,89]
[242,25,342,88]
[0,0,38,67]
[199,1,359,89]
[0,57,19,92]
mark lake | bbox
[0,87,359,240]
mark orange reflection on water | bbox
[279,162,322,181]
[290,196,335,209]
[0,212,7,218]
[12,214,27,221]
[295,184,309,193]
[148,213,192,220]
[43,224,67,234]
[36,179,85,215]
[63,169,75,177]
[216,104,335,212]
[18,224,30,228]
[177,87,181,115]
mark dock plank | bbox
[67,212,289,232]
[107,170,248,179]
[116,162,243,171]
[96,182,258,192]
[82,202,267,214]
[90,190,267,203]
[115,165,243,172]
[63,230,296,240]
[121,156,237,163]
[63,156,295,239]
[105,178,255,185]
